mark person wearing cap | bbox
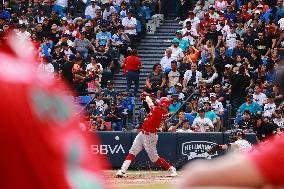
[199,12,214,31]
[122,10,137,48]
[216,16,230,38]
[210,93,224,116]
[116,95,177,178]
[104,100,123,131]
[175,30,189,51]
[204,22,222,46]
[202,62,218,86]
[192,107,214,132]
[16,24,31,40]
[255,31,272,57]
[62,22,80,40]
[84,22,95,42]
[74,31,95,59]
[263,92,277,118]
[182,10,200,30]
[49,24,61,44]
[84,0,101,19]
[273,109,284,131]
[237,93,262,116]
[208,5,220,20]
[236,110,254,131]
[168,38,184,62]
[168,93,182,114]
[102,3,116,20]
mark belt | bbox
[141,130,156,135]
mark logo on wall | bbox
[182,141,219,160]
[91,144,126,155]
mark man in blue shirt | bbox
[96,25,111,48]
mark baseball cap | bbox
[225,64,232,69]
[203,101,211,105]
[210,93,216,98]
[175,83,182,87]
[68,22,75,28]
[247,93,253,98]
[69,54,76,60]
[107,80,114,85]
[172,38,179,43]
[171,93,179,97]
[188,10,194,14]
[209,5,215,10]
[255,10,261,14]
[61,17,67,21]
[91,0,96,2]
[204,12,209,17]
[176,30,184,35]
[110,100,116,105]
[85,23,91,27]
[126,9,132,14]
[257,4,263,8]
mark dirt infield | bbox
[104,170,178,189]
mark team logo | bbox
[182,141,219,160]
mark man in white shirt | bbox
[122,10,137,48]
[253,85,267,107]
[38,56,54,79]
[183,62,202,91]
[210,93,224,116]
[182,11,200,30]
[225,26,240,56]
[176,120,193,133]
[263,93,277,118]
[182,21,199,46]
[168,61,181,89]
[217,16,230,39]
[168,38,184,62]
[85,0,101,19]
[17,24,31,40]
[160,48,176,73]
[103,3,116,20]
[192,108,214,132]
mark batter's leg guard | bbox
[155,157,171,170]
[121,153,136,173]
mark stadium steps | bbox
[112,12,182,126]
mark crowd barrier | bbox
[91,132,257,169]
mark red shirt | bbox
[123,55,141,75]
[142,106,168,133]
[199,19,215,30]
[247,133,284,185]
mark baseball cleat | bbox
[168,166,178,177]
[116,170,127,178]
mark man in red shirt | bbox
[199,12,214,31]
[116,96,177,177]
[122,49,141,96]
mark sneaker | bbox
[116,170,127,178]
[168,166,178,177]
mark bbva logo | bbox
[182,141,219,160]
[91,144,126,155]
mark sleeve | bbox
[246,133,284,185]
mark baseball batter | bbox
[116,96,177,177]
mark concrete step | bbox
[138,49,165,54]
[144,35,176,40]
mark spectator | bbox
[210,92,224,116]
[263,92,277,118]
[38,56,55,79]
[253,114,278,141]
[104,100,123,131]
[160,48,176,73]
[74,31,95,58]
[175,30,189,51]
[183,11,200,30]
[95,24,111,48]
[169,94,182,114]
[145,63,167,98]
[158,121,169,132]
[61,54,76,87]
[192,107,214,132]
[253,84,267,107]
[102,80,118,103]
[237,93,262,116]
[236,110,254,131]
[86,57,103,95]
[182,21,199,46]
[176,120,192,132]
[17,24,31,40]
[94,92,105,113]
[168,38,184,63]
[122,10,137,48]
[167,61,181,91]
[85,0,101,19]
[273,109,284,130]
[102,3,116,20]
[123,49,141,96]
[182,62,202,93]
[111,25,130,59]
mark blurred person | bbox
[210,93,224,116]
[116,96,177,177]
[122,10,137,48]
[182,11,200,30]
[102,3,116,20]
[213,46,233,78]
[38,55,55,79]
[214,0,228,11]
[85,0,101,19]
[253,114,278,141]
[74,31,95,59]
[225,25,240,56]
[95,24,111,48]
[94,92,105,113]
[102,80,118,103]
[216,16,230,39]
[182,21,199,46]
[167,61,181,91]
[122,49,141,96]
[168,38,184,63]
[61,54,76,87]
[158,121,169,132]
[111,25,130,59]
[62,22,80,41]
[201,62,218,86]
[168,94,182,114]
[175,30,189,52]
[17,24,31,40]
[273,109,284,131]
[208,5,219,20]
[176,120,192,132]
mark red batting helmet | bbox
[157,97,171,108]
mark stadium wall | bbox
[90,132,257,169]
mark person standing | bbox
[122,49,141,96]
[116,96,177,177]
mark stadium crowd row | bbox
[1,0,284,141]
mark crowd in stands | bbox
[1,0,284,141]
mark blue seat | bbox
[77,96,92,105]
